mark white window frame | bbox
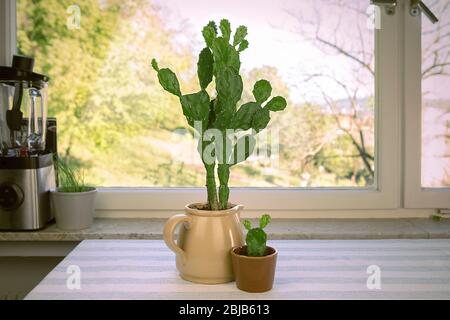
[93,6,402,213]
[403,1,450,209]
[0,0,15,67]
[3,0,446,216]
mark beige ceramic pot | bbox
[163,203,244,284]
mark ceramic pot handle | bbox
[163,214,192,262]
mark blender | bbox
[0,55,57,230]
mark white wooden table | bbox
[26,239,450,300]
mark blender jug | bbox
[0,55,49,156]
[0,55,55,230]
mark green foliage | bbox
[259,214,271,228]
[237,40,249,52]
[233,26,248,47]
[197,48,214,89]
[180,90,210,127]
[219,19,232,42]
[55,157,92,192]
[212,38,241,73]
[251,107,270,131]
[215,67,243,107]
[243,214,271,257]
[151,59,159,72]
[314,135,371,185]
[252,80,272,103]
[202,21,217,47]
[266,96,287,111]
[232,102,259,130]
[152,19,288,210]
[152,60,181,97]
[243,219,252,230]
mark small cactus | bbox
[243,214,271,256]
[152,19,287,211]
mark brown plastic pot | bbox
[231,245,277,293]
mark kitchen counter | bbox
[25,239,450,300]
[1,218,450,241]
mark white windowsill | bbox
[1,217,449,245]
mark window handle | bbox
[411,0,439,24]
[371,0,439,23]
[370,0,397,15]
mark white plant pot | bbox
[50,187,97,230]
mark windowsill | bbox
[0,217,449,242]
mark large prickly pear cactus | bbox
[243,214,271,256]
[152,19,287,211]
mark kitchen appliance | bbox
[0,55,57,230]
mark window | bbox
[13,0,376,189]
[404,0,450,208]
[2,0,448,212]
[421,1,450,188]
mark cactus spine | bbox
[152,19,287,211]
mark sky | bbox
[147,0,450,104]
[152,0,375,103]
